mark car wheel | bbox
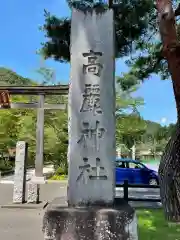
[149,178,158,185]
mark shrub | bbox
[55,167,66,175]
[50,174,67,180]
[0,159,13,171]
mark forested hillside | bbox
[0,67,34,86]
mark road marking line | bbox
[0,180,14,184]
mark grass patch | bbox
[137,209,180,240]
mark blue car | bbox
[115,158,159,185]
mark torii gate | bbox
[0,85,69,181]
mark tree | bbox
[40,0,155,64]
[141,122,168,157]
[116,113,146,151]
[154,0,180,222]
[119,0,180,221]
[116,76,146,151]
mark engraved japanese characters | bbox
[82,50,103,77]
[76,157,107,184]
[77,49,107,184]
[77,121,105,150]
[80,84,102,115]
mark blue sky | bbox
[0,0,177,125]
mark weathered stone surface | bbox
[13,141,28,203]
[27,182,40,203]
[42,200,138,240]
[68,8,116,206]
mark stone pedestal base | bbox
[42,199,138,240]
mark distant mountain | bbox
[0,67,35,86]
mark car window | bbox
[129,162,144,169]
[116,161,127,168]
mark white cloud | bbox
[161,117,167,124]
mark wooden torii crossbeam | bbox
[0,85,69,94]
[0,85,69,109]
[0,85,69,181]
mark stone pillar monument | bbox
[13,141,28,203]
[67,8,115,206]
[43,8,138,240]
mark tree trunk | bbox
[157,0,180,221]
[159,123,180,222]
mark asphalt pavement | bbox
[0,208,44,240]
[0,182,64,240]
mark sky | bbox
[0,0,177,125]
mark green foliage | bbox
[50,174,67,180]
[119,2,180,82]
[137,121,176,157]
[116,76,146,149]
[40,0,155,62]
[123,42,169,81]
[117,74,140,91]
[55,167,66,175]
[116,75,174,154]
[116,114,147,149]
[50,165,68,181]
[0,159,13,171]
